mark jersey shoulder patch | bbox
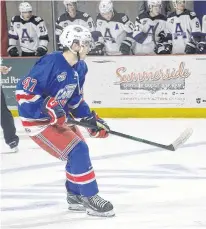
[121,15,129,23]
[189,11,197,19]
[11,15,21,23]
[135,16,141,24]
[82,12,89,18]
[182,10,197,19]
[77,11,90,21]
[113,12,129,24]
[31,16,44,25]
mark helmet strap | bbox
[77,51,80,61]
[68,45,77,55]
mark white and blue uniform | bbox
[167,9,201,54]
[133,12,168,54]
[8,15,49,54]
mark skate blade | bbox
[68,204,86,212]
[10,147,19,153]
[1,147,19,154]
[86,209,115,217]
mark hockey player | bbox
[15,25,114,217]
[138,0,171,17]
[95,0,134,55]
[166,0,201,54]
[55,0,95,50]
[1,61,19,153]
[133,0,172,55]
[8,2,49,57]
[196,15,206,54]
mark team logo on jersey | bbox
[74,26,83,32]
[21,29,33,43]
[56,84,77,101]
[57,72,67,82]
[17,24,20,28]
[98,21,102,26]
[64,22,68,27]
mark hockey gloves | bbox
[8,46,19,57]
[88,43,105,56]
[36,47,48,56]
[196,41,206,54]
[120,41,131,55]
[154,42,172,54]
[81,111,110,138]
[185,41,197,54]
[42,96,66,125]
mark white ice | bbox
[1,118,206,229]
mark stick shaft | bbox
[67,119,172,150]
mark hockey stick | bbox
[20,45,36,52]
[67,119,193,151]
[152,22,160,46]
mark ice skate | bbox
[82,195,115,217]
[8,140,19,153]
[67,191,85,211]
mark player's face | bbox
[100,11,113,21]
[150,5,161,16]
[21,11,32,21]
[79,41,93,59]
[79,46,89,60]
[176,0,186,12]
[66,2,77,17]
[70,41,90,60]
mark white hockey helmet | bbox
[59,25,93,54]
[63,0,77,8]
[19,2,32,13]
[172,0,186,9]
[99,0,113,14]
[147,0,162,8]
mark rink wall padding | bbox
[2,55,206,118]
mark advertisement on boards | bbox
[85,55,206,108]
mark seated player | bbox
[55,0,95,50]
[8,2,49,57]
[133,0,172,55]
[94,0,134,55]
[167,0,202,54]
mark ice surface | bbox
[1,118,206,229]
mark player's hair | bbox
[63,47,70,52]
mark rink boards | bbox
[1,55,206,118]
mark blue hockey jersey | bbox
[16,51,91,134]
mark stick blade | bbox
[168,128,193,151]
